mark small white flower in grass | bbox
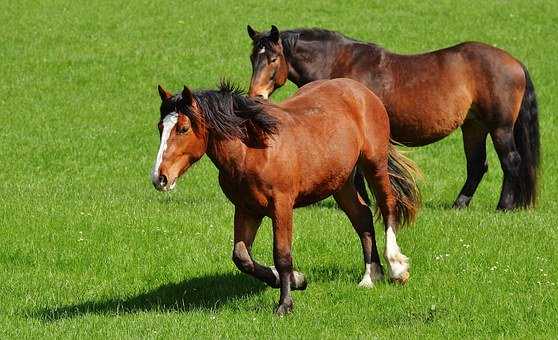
[210,316,216,320]
[490,266,497,271]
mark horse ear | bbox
[158,85,171,101]
[270,25,280,43]
[247,25,258,40]
[182,86,193,106]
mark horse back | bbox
[345,41,525,144]
[275,78,389,140]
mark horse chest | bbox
[218,173,270,211]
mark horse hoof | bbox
[452,195,471,209]
[452,202,466,209]
[292,271,307,290]
[496,204,515,212]
[275,301,293,316]
[390,271,410,285]
[358,276,374,288]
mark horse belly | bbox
[294,167,353,207]
[389,110,469,146]
[386,89,472,146]
[293,134,359,207]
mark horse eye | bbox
[177,126,189,134]
[270,57,278,63]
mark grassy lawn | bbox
[1,0,557,338]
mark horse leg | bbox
[271,197,300,316]
[353,169,371,205]
[490,126,522,210]
[333,176,383,288]
[453,119,489,208]
[359,157,410,284]
[232,208,306,290]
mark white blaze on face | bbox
[151,113,178,185]
[258,47,266,54]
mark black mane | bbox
[282,28,347,43]
[253,27,377,58]
[181,81,278,142]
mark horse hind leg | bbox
[491,126,522,210]
[358,156,410,284]
[333,175,383,288]
[453,119,489,208]
[353,169,371,205]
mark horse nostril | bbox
[159,175,167,187]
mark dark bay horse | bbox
[246,25,540,211]
[151,79,421,315]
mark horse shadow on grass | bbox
[34,272,267,322]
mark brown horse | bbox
[247,25,540,211]
[151,79,421,315]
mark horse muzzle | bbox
[151,173,176,192]
[248,89,269,100]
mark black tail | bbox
[513,65,540,208]
[384,144,422,227]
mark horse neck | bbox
[285,38,348,86]
[285,36,386,87]
[206,135,247,178]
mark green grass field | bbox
[1,0,557,338]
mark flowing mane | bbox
[182,81,278,142]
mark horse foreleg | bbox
[271,198,300,316]
[232,208,306,293]
[453,119,489,209]
[232,208,280,288]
